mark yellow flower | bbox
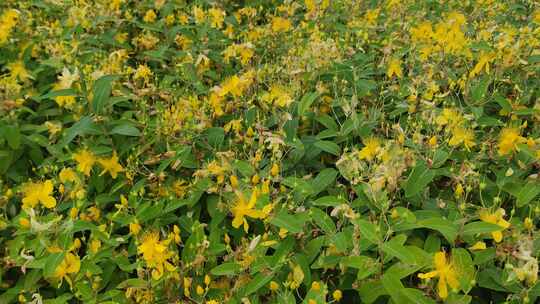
[469,241,487,251]
[130,221,141,235]
[193,6,206,24]
[436,108,460,127]
[98,152,124,179]
[269,281,279,291]
[73,149,96,176]
[261,85,293,107]
[143,9,157,23]
[469,52,496,78]
[54,253,81,286]
[418,251,460,299]
[89,239,101,253]
[22,180,56,209]
[137,232,175,280]
[448,127,475,150]
[109,0,124,11]
[498,128,526,156]
[133,64,153,82]
[270,163,280,177]
[0,9,19,45]
[52,68,79,108]
[230,175,239,188]
[271,17,292,32]
[45,121,62,136]
[333,289,343,301]
[70,207,79,219]
[358,137,380,161]
[386,58,403,78]
[251,174,260,185]
[196,285,205,295]
[8,61,30,81]
[208,8,225,29]
[279,227,288,239]
[172,225,181,244]
[454,183,464,197]
[19,218,30,228]
[428,135,438,148]
[261,179,271,194]
[59,168,77,184]
[524,217,533,230]
[231,188,266,233]
[533,10,540,23]
[479,208,510,242]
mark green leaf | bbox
[452,248,475,293]
[386,262,425,279]
[424,233,441,253]
[294,254,311,286]
[136,203,163,223]
[0,150,13,174]
[282,177,314,196]
[23,269,42,291]
[92,75,119,113]
[344,255,378,280]
[44,253,65,278]
[314,140,340,156]
[462,221,502,236]
[381,240,419,265]
[270,237,295,266]
[446,294,472,304]
[333,230,352,252]
[417,218,458,243]
[205,127,225,147]
[310,207,336,235]
[312,195,347,207]
[298,92,319,116]
[61,116,101,145]
[358,281,386,304]
[381,270,406,303]
[35,88,77,101]
[270,210,309,234]
[283,118,299,141]
[432,149,449,168]
[315,114,338,131]
[182,222,206,263]
[2,126,21,150]
[42,293,73,304]
[471,77,490,102]
[354,219,380,244]
[210,262,242,276]
[341,255,374,269]
[400,288,436,304]
[514,182,540,207]
[242,273,274,296]
[110,123,141,137]
[310,168,337,196]
[116,278,148,289]
[404,161,435,197]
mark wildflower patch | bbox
[1,1,540,304]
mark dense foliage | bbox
[1,0,540,303]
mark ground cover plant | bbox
[1,0,540,303]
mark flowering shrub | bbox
[1,0,540,303]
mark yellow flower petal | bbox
[418,271,439,279]
[492,230,503,243]
[469,241,487,251]
[437,275,448,299]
